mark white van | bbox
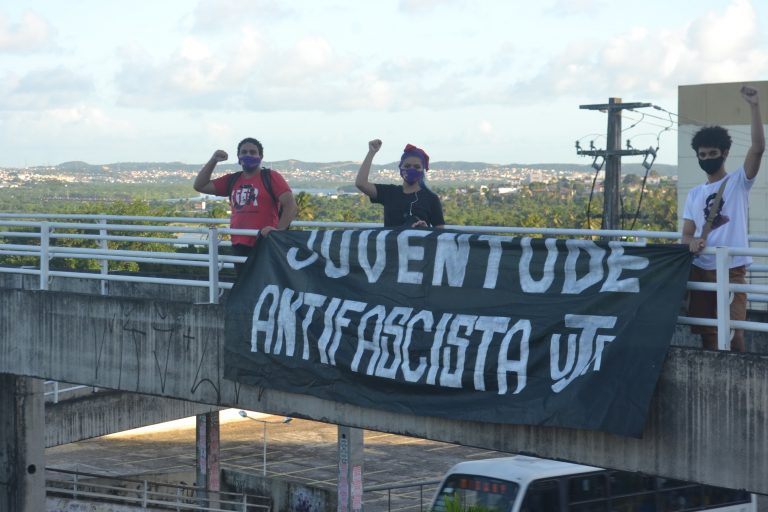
[429,456,755,512]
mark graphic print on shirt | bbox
[232,185,259,210]
[703,191,729,230]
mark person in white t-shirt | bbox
[682,85,765,352]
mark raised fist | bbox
[212,150,228,162]
[741,85,759,105]
[368,139,382,153]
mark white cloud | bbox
[399,0,463,13]
[190,0,292,31]
[113,30,503,114]
[0,67,94,110]
[115,34,358,111]
[226,26,268,78]
[205,122,236,146]
[46,106,115,128]
[0,11,56,53]
[108,0,768,117]
[115,39,235,108]
[546,0,605,16]
[478,120,494,135]
[687,0,757,61]
[511,0,768,102]
[0,107,135,158]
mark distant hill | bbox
[228,160,678,176]
[38,160,678,177]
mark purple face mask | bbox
[400,167,424,185]
[239,155,262,171]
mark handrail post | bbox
[99,218,109,295]
[39,221,49,290]
[142,479,148,507]
[53,381,59,404]
[208,228,220,304]
[715,246,731,350]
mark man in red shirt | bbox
[194,137,298,272]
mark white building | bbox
[677,81,768,300]
[677,80,768,235]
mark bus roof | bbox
[442,456,603,486]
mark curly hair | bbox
[691,126,732,152]
[237,137,264,158]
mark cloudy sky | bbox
[0,0,766,168]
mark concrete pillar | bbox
[338,426,364,512]
[0,374,45,512]
[195,411,220,505]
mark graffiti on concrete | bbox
[83,299,223,404]
[120,303,146,391]
[291,487,328,512]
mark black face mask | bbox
[698,156,724,175]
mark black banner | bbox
[224,229,692,437]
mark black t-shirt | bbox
[372,184,445,228]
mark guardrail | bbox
[46,468,271,511]
[364,479,441,512]
[44,380,99,403]
[1,213,767,351]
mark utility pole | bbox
[577,98,653,230]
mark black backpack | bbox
[226,167,282,217]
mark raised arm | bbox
[193,150,228,194]
[355,139,381,199]
[741,85,765,180]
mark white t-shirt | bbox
[683,166,753,270]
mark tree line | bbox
[0,178,678,274]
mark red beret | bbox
[400,144,430,171]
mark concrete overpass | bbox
[2,285,767,497]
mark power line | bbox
[622,112,752,150]
[652,104,755,142]
[577,98,656,231]
[622,111,645,133]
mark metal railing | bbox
[44,380,100,403]
[1,212,767,351]
[46,468,271,511]
[364,479,441,512]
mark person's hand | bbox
[741,85,759,106]
[411,220,428,228]
[368,139,382,154]
[260,226,277,236]
[211,150,228,162]
[689,237,705,254]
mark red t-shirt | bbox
[211,169,291,246]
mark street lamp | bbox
[238,410,292,476]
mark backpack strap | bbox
[701,177,728,240]
[225,171,243,198]
[227,168,283,219]
[261,168,283,219]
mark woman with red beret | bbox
[355,139,445,228]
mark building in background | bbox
[677,80,768,234]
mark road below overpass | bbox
[46,408,503,511]
[2,287,768,494]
